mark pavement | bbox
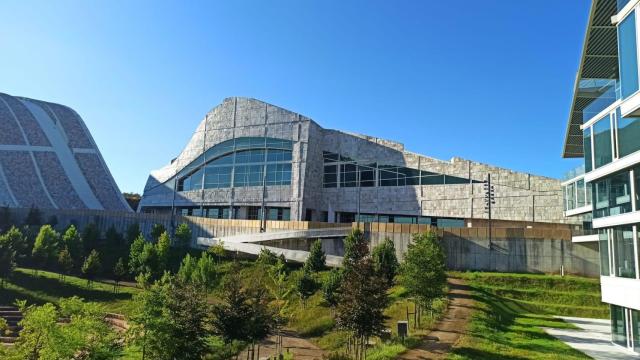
[543,316,640,360]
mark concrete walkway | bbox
[543,316,639,360]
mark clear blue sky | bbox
[0,1,589,193]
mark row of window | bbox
[564,178,592,212]
[599,224,639,279]
[176,137,294,191]
[333,211,465,227]
[322,152,476,188]
[178,206,291,221]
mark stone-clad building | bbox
[0,92,130,211]
[140,97,573,226]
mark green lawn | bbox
[447,271,608,360]
[0,267,139,316]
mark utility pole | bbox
[483,174,495,249]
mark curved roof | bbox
[0,92,130,211]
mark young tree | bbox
[24,206,42,227]
[129,233,146,275]
[400,231,447,319]
[176,253,197,282]
[139,242,159,279]
[322,268,342,309]
[2,226,28,265]
[32,225,60,272]
[113,257,127,293]
[336,257,389,360]
[125,223,141,245]
[57,248,74,281]
[296,268,318,309]
[150,223,166,242]
[0,235,16,287]
[372,238,399,286]
[82,249,102,287]
[207,241,225,263]
[304,239,326,272]
[176,252,217,291]
[62,224,83,264]
[174,223,192,250]
[105,225,123,246]
[82,223,101,256]
[256,247,278,266]
[342,228,369,269]
[156,231,171,272]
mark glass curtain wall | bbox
[619,10,639,99]
[593,115,613,168]
[593,171,632,218]
[584,128,593,172]
[612,226,636,278]
[611,305,628,347]
[599,230,611,276]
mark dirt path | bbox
[398,277,474,360]
[258,330,325,360]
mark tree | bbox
[174,223,192,250]
[129,276,211,360]
[400,231,447,321]
[177,252,217,291]
[2,226,28,265]
[24,206,42,227]
[322,268,342,309]
[295,268,318,309]
[336,257,389,360]
[129,233,146,275]
[105,225,123,246]
[372,238,399,286]
[139,242,159,279]
[113,257,127,293]
[62,225,83,265]
[57,248,74,281]
[32,225,60,272]
[82,223,100,256]
[150,223,166,242]
[256,247,278,266]
[304,239,326,272]
[125,223,141,245]
[156,231,171,272]
[0,235,16,287]
[207,241,225,263]
[343,228,369,269]
[122,192,141,211]
[82,250,102,287]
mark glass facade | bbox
[618,108,640,157]
[633,309,639,353]
[322,151,477,188]
[612,305,628,347]
[593,171,632,218]
[599,230,611,276]
[177,137,293,191]
[619,11,639,99]
[593,115,613,169]
[613,226,636,278]
[584,127,593,172]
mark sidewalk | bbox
[543,316,639,360]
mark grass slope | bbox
[448,272,608,360]
[0,268,139,316]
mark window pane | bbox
[633,309,639,353]
[323,165,337,188]
[204,166,232,188]
[359,164,376,187]
[599,230,610,276]
[340,163,358,187]
[566,182,576,210]
[617,109,640,158]
[207,153,234,166]
[611,305,628,347]
[593,115,612,168]
[610,172,632,216]
[266,163,291,186]
[576,180,585,208]
[235,149,265,164]
[636,167,640,209]
[379,166,398,186]
[619,11,639,99]
[422,173,445,185]
[584,128,593,172]
[266,149,292,162]
[613,226,636,278]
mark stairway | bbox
[0,306,22,346]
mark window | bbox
[576,179,586,208]
[233,165,263,187]
[359,164,376,187]
[323,165,338,188]
[593,171,632,218]
[379,166,400,186]
[566,182,576,211]
[340,163,358,187]
[422,173,445,185]
[611,305,628,347]
[204,166,232,188]
[265,163,291,186]
[613,226,636,278]
[235,149,265,164]
[635,167,640,209]
[619,11,639,99]
[593,115,612,168]
[599,230,610,276]
[617,109,640,158]
[206,207,229,219]
[584,128,592,172]
[633,309,640,353]
[267,208,290,221]
[247,207,261,220]
[437,218,465,228]
[266,149,292,162]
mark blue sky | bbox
[0,1,589,193]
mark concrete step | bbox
[0,311,21,316]
[0,336,16,343]
[0,306,18,311]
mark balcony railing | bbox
[562,164,586,182]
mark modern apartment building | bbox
[139,97,576,227]
[562,0,640,353]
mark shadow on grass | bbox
[0,270,133,306]
[451,347,529,360]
